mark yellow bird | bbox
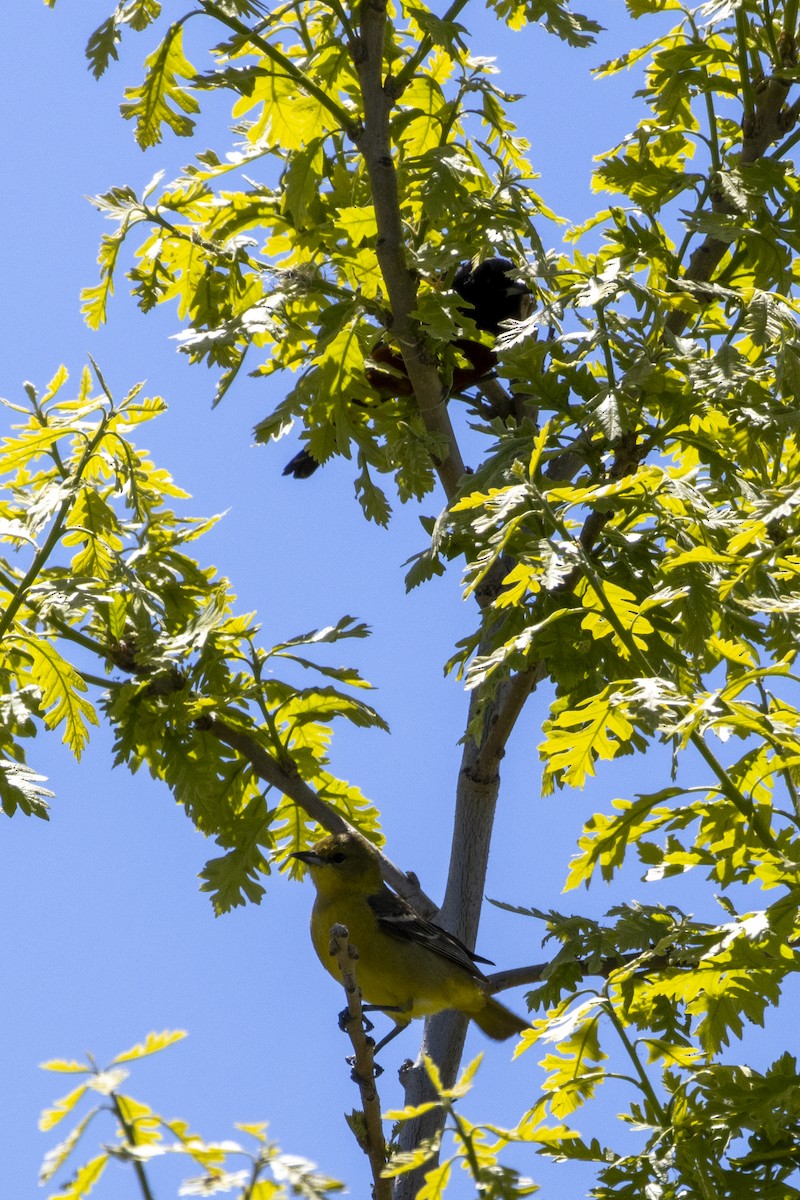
[293,831,527,1052]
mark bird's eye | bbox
[329,852,347,864]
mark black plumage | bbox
[283,257,529,477]
[283,448,320,479]
[452,257,530,335]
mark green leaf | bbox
[282,687,389,732]
[354,461,392,526]
[111,1029,188,1064]
[126,0,164,33]
[384,1101,442,1121]
[416,1159,452,1200]
[39,1110,101,1185]
[270,617,371,653]
[14,636,98,757]
[487,0,601,45]
[578,579,654,657]
[281,140,324,227]
[565,788,694,888]
[199,796,272,914]
[403,545,445,591]
[49,1153,108,1200]
[40,1058,91,1075]
[85,17,121,79]
[39,1085,89,1132]
[540,686,636,793]
[0,425,72,477]
[0,758,53,818]
[120,23,199,147]
[380,1137,441,1177]
[445,1052,483,1099]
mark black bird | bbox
[452,256,530,335]
[283,257,530,478]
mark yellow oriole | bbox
[293,831,527,1051]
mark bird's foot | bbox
[346,1053,383,1081]
[338,1007,374,1034]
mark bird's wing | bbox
[368,888,493,977]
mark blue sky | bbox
[1,3,765,1198]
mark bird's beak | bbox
[292,850,323,866]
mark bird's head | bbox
[292,831,383,896]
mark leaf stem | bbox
[594,305,617,390]
[198,1,356,135]
[688,731,778,851]
[449,1108,482,1183]
[762,0,781,64]
[110,1093,157,1200]
[735,8,756,119]
[603,1000,667,1125]
[393,0,471,94]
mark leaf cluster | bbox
[38,1030,344,1200]
[505,893,800,1197]
[0,370,384,908]
[77,0,560,521]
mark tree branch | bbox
[667,38,796,337]
[394,648,511,1196]
[485,950,675,995]
[350,0,466,500]
[199,2,357,135]
[330,924,391,1200]
[195,711,438,914]
[471,663,546,781]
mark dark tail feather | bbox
[473,995,528,1042]
[283,448,320,478]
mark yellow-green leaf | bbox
[417,1158,452,1200]
[445,1052,483,1099]
[541,687,634,791]
[120,23,199,147]
[384,1100,442,1121]
[39,1110,99,1184]
[14,634,98,757]
[49,1152,108,1200]
[112,1029,188,1064]
[40,1059,91,1075]
[39,1084,89,1132]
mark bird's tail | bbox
[473,995,528,1042]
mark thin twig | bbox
[485,951,674,995]
[329,925,391,1200]
[666,33,796,337]
[195,711,439,915]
